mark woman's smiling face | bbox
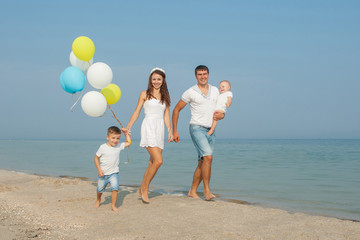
[151,73,163,90]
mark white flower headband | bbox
[150,67,165,74]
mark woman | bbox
[126,67,172,203]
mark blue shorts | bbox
[97,172,119,193]
[189,124,215,161]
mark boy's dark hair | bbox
[107,126,121,135]
[195,65,209,75]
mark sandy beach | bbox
[0,170,359,240]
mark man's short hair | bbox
[195,65,209,75]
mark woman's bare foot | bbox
[188,190,200,199]
[137,188,142,197]
[204,193,216,201]
[112,206,120,212]
[141,191,150,204]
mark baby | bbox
[207,80,233,136]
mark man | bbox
[172,65,224,201]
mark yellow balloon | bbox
[72,36,95,62]
[101,84,121,105]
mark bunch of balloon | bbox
[60,36,123,127]
[59,36,95,110]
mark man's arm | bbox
[172,100,187,142]
[213,111,225,121]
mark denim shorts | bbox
[189,124,215,161]
[97,172,119,192]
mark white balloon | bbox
[86,62,113,89]
[69,51,93,71]
[81,91,107,117]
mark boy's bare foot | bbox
[188,190,200,199]
[112,206,120,212]
[204,193,216,201]
[94,200,101,208]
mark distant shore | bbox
[1,169,360,239]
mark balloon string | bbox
[70,72,88,112]
[124,147,130,164]
[70,91,85,112]
[108,105,124,128]
[107,105,131,164]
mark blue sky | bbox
[1,0,359,140]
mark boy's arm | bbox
[225,96,233,108]
[121,128,132,148]
[94,155,104,177]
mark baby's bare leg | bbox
[207,120,218,136]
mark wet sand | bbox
[1,169,359,239]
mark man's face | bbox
[195,70,209,85]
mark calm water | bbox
[0,139,359,221]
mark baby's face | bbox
[219,82,231,94]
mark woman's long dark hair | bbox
[146,70,171,107]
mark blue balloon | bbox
[59,71,76,94]
[61,66,85,93]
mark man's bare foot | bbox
[94,200,101,208]
[188,190,200,199]
[112,206,120,212]
[204,193,216,201]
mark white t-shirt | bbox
[181,84,220,128]
[96,142,125,175]
[215,91,233,112]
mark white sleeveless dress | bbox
[140,98,166,149]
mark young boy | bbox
[94,126,131,212]
[207,80,233,136]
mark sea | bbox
[0,139,359,221]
